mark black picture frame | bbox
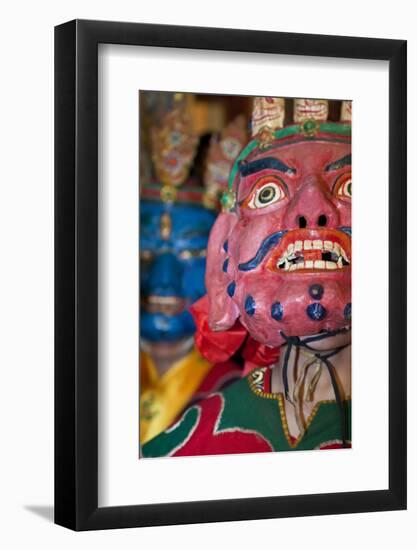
[55,19,407,531]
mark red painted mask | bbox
[206,125,351,348]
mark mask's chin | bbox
[234,267,351,349]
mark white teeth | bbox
[333,243,348,262]
[276,238,350,272]
[276,256,346,271]
[276,258,288,269]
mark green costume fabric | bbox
[142,367,351,457]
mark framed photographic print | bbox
[55,19,406,530]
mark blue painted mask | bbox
[140,200,216,342]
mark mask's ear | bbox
[205,211,240,331]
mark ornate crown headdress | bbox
[141,93,248,211]
[221,97,352,211]
[203,114,248,208]
[144,93,199,204]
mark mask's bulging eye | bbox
[248,179,286,209]
[334,172,352,200]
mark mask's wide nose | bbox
[284,175,340,230]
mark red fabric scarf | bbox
[190,296,280,375]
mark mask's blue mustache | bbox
[340,226,351,237]
[238,231,287,271]
[237,226,352,272]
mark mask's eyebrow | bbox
[325,154,351,172]
[238,157,296,177]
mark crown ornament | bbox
[150,97,199,202]
[251,96,285,148]
[204,114,248,211]
[142,93,248,211]
[221,96,352,212]
[340,100,352,122]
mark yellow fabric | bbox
[140,347,212,445]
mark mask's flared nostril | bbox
[317,214,327,227]
[298,215,307,228]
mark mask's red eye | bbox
[334,172,352,200]
[245,176,287,209]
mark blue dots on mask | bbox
[227,281,236,297]
[344,302,351,320]
[245,295,256,316]
[309,284,324,300]
[306,302,327,321]
[271,302,284,321]
[222,258,229,273]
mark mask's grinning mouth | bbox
[143,295,186,315]
[276,239,350,272]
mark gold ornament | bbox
[160,184,177,204]
[159,212,172,240]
